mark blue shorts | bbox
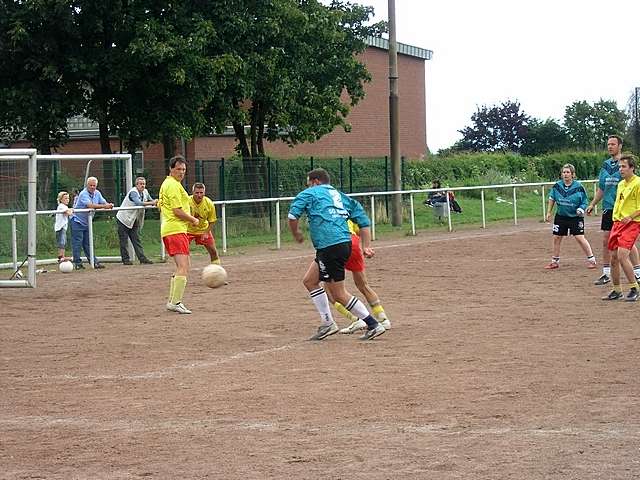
[56,228,67,249]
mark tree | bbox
[626,88,640,153]
[200,0,384,200]
[458,101,530,152]
[564,99,627,151]
[521,118,569,156]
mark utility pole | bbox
[388,0,402,226]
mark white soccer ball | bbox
[59,260,74,273]
[202,264,227,288]
[576,208,585,217]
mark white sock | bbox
[603,265,611,276]
[345,296,372,320]
[309,288,334,326]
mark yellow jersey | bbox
[613,175,640,222]
[347,219,360,236]
[158,176,191,237]
[188,195,217,235]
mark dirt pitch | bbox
[2,220,640,480]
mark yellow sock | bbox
[168,276,176,304]
[212,258,221,265]
[628,282,638,290]
[613,285,622,293]
[371,304,387,321]
[172,276,187,304]
[334,302,359,322]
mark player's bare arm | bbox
[586,188,604,215]
[173,207,199,226]
[288,218,304,243]
[359,227,374,258]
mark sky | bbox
[360,0,640,152]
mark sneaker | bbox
[625,288,639,302]
[167,302,192,314]
[602,290,623,301]
[379,319,391,330]
[122,260,133,265]
[359,324,386,341]
[74,263,85,270]
[94,263,105,269]
[594,274,610,286]
[140,259,154,264]
[544,262,559,270]
[586,261,597,270]
[339,319,367,334]
[309,322,339,340]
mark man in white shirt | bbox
[115,177,157,265]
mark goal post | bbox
[0,150,133,288]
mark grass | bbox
[1,189,549,265]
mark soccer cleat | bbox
[594,274,611,285]
[602,290,623,301]
[359,324,386,341]
[625,288,639,302]
[379,319,391,330]
[339,319,367,334]
[166,302,192,314]
[309,322,339,340]
[544,262,559,270]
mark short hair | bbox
[135,177,146,184]
[620,154,637,170]
[307,168,330,184]
[169,155,186,169]
[192,182,206,192]
[608,135,623,146]
[57,191,68,202]
[86,176,98,185]
[561,163,576,177]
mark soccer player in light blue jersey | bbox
[288,168,385,341]
[587,135,640,284]
[544,164,596,269]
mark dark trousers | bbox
[117,219,148,263]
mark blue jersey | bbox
[549,180,588,217]
[288,184,370,249]
[598,157,621,210]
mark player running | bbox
[544,164,596,269]
[289,168,385,341]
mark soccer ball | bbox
[59,260,74,273]
[202,264,227,288]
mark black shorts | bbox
[601,209,614,231]
[315,241,352,282]
[553,214,584,236]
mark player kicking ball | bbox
[602,154,640,302]
[544,164,596,270]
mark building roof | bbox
[366,36,433,60]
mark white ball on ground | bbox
[202,264,227,288]
[59,260,74,273]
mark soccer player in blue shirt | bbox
[544,164,596,269]
[288,168,385,341]
[586,135,640,284]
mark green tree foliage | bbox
[626,88,640,153]
[564,99,627,151]
[458,101,530,153]
[0,0,81,154]
[521,118,569,156]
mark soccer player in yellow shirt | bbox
[187,182,221,264]
[159,156,200,314]
[603,154,640,302]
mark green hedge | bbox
[404,151,605,189]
